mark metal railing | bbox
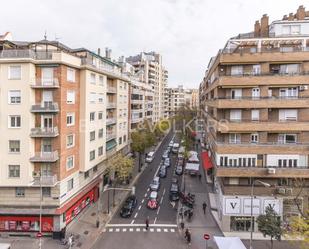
[107,86,117,93]
[30,151,59,162]
[31,102,59,113]
[106,133,116,141]
[222,46,309,54]
[106,118,116,125]
[30,127,59,137]
[210,96,308,100]
[215,141,309,146]
[32,175,58,186]
[219,71,309,77]
[31,78,59,88]
[0,49,53,60]
[106,102,116,109]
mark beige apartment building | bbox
[200,5,309,235]
[0,39,129,236]
[126,52,168,122]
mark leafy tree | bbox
[256,206,283,249]
[131,131,146,172]
[108,154,134,183]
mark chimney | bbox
[97,48,101,56]
[105,47,111,60]
[260,14,269,37]
[288,12,294,21]
[254,20,261,37]
[296,5,306,20]
[282,15,288,20]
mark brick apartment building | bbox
[200,5,309,235]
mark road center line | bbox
[138,205,142,210]
[134,213,138,218]
[154,217,157,224]
[144,193,147,198]
[156,206,161,215]
[130,220,135,224]
[141,199,145,204]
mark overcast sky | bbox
[0,0,306,87]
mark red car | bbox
[147,191,158,209]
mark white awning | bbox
[214,236,247,249]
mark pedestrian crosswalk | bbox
[104,224,177,233]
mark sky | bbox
[0,0,306,88]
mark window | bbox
[66,134,75,148]
[9,115,21,128]
[98,146,103,156]
[98,111,103,120]
[90,131,96,141]
[90,92,96,103]
[84,171,89,179]
[282,25,301,35]
[119,137,122,145]
[67,68,76,82]
[90,112,95,122]
[9,140,20,153]
[98,128,103,138]
[66,113,75,126]
[42,187,51,197]
[90,73,96,84]
[67,179,74,191]
[231,89,242,99]
[8,90,21,104]
[9,165,20,178]
[252,65,261,75]
[229,133,241,144]
[252,88,260,99]
[251,110,260,121]
[99,75,104,86]
[66,90,75,104]
[230,110,242,121]
[279,88,298,98]
[90,150,95,161]
[278,134,297,144]
[231,66,243,76]
[251,133,259,143]
[279,109,297,121]
[98,93,104,103]
[15,187,25,197]
[66,156,74,170]
[93,165,98,172]
[123,135,127,142]
[279,64,299,74]
[9,65,21,80]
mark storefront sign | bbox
[243,198,260,215]
[0,216,53,232]
[264,199,280,214]
[224,198,241,214]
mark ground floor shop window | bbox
[230,216,254,232]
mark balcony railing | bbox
[107,86,117,93]
[221,46,309,54]
[32,175,58,186]
[31,78,59,88]
[30,151,59,162]
[31,102,59,113]
[0,49,53,60]
[215,141,309,147]
[106,102,116,109]
[106,118,116,125]
[30,127,59,138]
[219,71,309,77]
[106,133,116,141]
[210,96,307,100]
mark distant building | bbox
[0,31,12,41]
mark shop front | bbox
[230,216,254,232]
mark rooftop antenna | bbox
[44,31,47,40]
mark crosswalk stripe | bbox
[150,228,154,232]
[170,229,175,232]
[164,228,168,232]
[108,228,113,232]
[105,226,177,233]
[115,228,120,232]
[136,228,141,232]
[123,228,127,232]
[129,228,134,232]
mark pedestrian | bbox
[202,202,207,215]
[145,216,149,230]
[184,228,191,244]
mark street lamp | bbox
[250,179,271,249]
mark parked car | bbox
[149,176,160,191]
[169,183,179,201]
[175,165,183,175]
[146,151,155,163]
[178,158,184,167]
[172,143,180,153]
[147,191,158,209]
[162,151,169,159]
[169,141,174,147]
[120,195,137,218]
[164,158,171,167]
[159,166,167,178]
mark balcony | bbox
[107,86,117,93]
[30,151,59,162]
[106,132,116,141]
[32,175,58,186]
[31,102,59,113]
[106,102,116,109]
[0,49,53,60]
[206,96,309,109]
[214,141,309,154]
[106,117,116,125]
[31,78,59,89]
[216,165,309,178]
[30,127,59,138]
[131,99,143,104]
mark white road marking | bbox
[170,229,175,232]
[123,228,127,232]
[143,228,147,232]
[164,228,168,232]
[160,197,164,204]
[106,223,177,227]
[147,188,150,192]
[156,206,161,215]
[150,228,154,232]
[141,199,145,204]
[130,220,135,224]
[108,228,113,232]
[134,213,138,218]
[138,205,142,210]
[102,228,106,232]
[136,228,141,232]
[162,188,166,196]
[115,228,120,232]
[157,228,161,232]
[154,217,157,224]
[129,228,134,232]
[144,193,147,198]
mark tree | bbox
[285,210,309,249]
[108,153,134,184]
[256,206,283,249]
[131,131,146,172]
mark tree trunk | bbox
[270,236,273,249]
[138,152,142,172]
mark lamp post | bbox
[249,179,271,249]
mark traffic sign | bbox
[36,232,42,238]
[204,233,210,240]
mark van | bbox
[172,143,180,153]
[146,151,155,163]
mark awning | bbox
[214,236,246,249]
[201,151,213,170]
[106,139,117,151]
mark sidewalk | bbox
[0,133,170,249]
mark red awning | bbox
[201,151,213,170]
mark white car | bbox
[146,151,155,163]
[169,141,174,147]
[150,177,160,191]
[164,158,171,167]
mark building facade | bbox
[0,40,129,236]
[126,52,168,122]
[200,5,309,235]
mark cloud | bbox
[0,0,306,87]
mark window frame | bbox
[8,90,21,104]
[8,65,22,80]
[66,155,75,170]
[67,68,76,82]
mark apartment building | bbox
[200,5,309,235]
[185,88,199,109]
[126,52,168,122]
[0,39,129,236]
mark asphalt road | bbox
[92,131,188,249]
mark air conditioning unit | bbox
[276,188,285,195]
[268,168,276,174]
[299,85,308,91]
[286,188,293,195]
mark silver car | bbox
[149,176,160,191]
[164,158,171,167]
